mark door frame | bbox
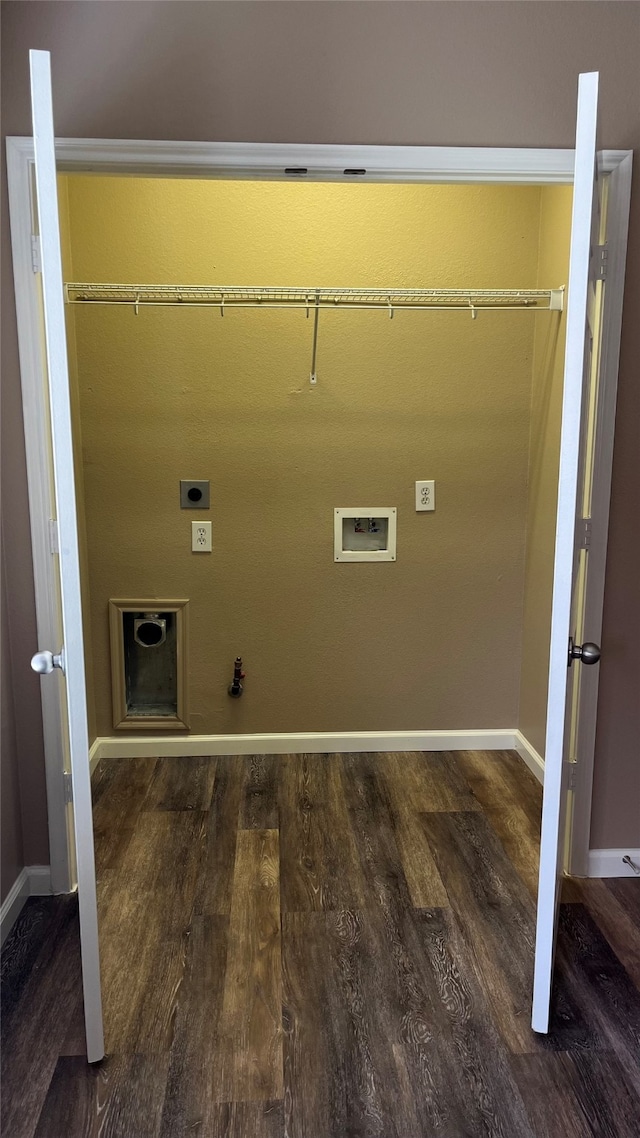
[6,137,632,890]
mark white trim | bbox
[92,728,517,761]
[513,731,545,785]
[5,137,72,895]
[5,133,631,899]
[587,849,640,879]
[27,865,53,895]
[10,137,578,182]
[567,151,634,876]
[0,870,30,948]
[0,865,53,948]
[334,507,397,562]
[5,135,631,183]
[89,739,101,776]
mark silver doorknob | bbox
[568,638,601,667]
[31,648,65,675]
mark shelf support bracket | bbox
[309,298,320,385]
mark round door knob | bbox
[569,640,601,666]
[31,649,65,675]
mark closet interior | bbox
[58,174,572,767]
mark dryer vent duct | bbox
[134,614,167,648]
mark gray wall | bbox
[2,3,639,889]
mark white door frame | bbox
[6,137,632,891]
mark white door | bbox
[28,49,104,1063]
[532,71,602,1033]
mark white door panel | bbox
[532,71,602,1034]
[29,48,104,1063]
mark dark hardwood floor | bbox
[2,750,640,1137]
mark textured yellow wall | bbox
[519,186,574,757]
[63,176,549,737]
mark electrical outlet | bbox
[415,480,435,512]
[191,521,212,552]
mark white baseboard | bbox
[27,865,53,894]
[0,870,30,948]
[587,848,640,878]
[514,731,545,785]
[92,728,518,761]
[0,865,52,948]
[89,738,101,776]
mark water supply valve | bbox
[228,656,245,698]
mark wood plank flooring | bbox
[2,749,640,1137]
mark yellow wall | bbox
[62,176,553,737]
[518,185,574,756]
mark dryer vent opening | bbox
[134,615,166,648]
[108,599,189,730]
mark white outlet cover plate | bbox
[191,520,212,552]
[415,480,435,512]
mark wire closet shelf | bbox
[64,283,565,314]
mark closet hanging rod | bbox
[64,283,565,312]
